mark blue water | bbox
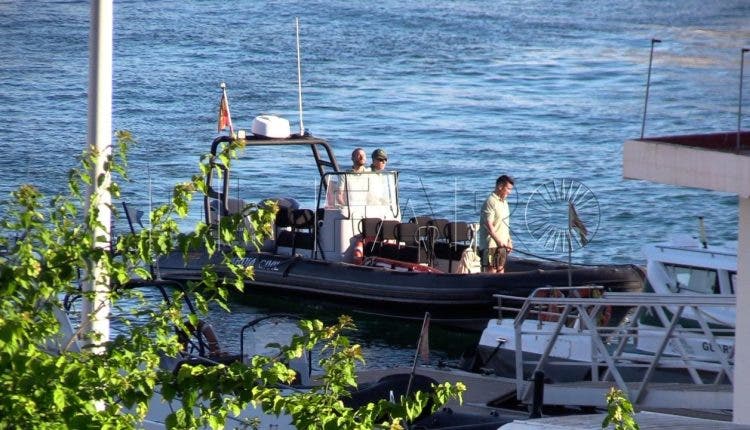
[2,0,748,366]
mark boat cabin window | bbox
[321,171,399,215]
[664,263,719,295]
[730,272,737,294]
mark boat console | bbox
[317,171,401,262]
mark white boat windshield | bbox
[321,171,399,217]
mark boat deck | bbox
[540,380,732,410]
[356,366,739,425]
[501,410,748,429]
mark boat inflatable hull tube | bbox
[252,115,291,138]
[156,249,644,330]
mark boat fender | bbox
[580,288,613,326]
[538,289,564,322]
[353,236,364,264]
[198,321,222,356]
[178,320,223,357]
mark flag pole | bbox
[406,312,430,399]
[567,217,572,288]
[567,200,573,287]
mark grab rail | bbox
[492,287,735,408]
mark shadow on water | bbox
[222,289,482,369]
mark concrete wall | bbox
[734,197,750,423]
[623,140,750,198]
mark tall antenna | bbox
[295,17,305,136]
[738,48,749,152]
[641,38,661,139]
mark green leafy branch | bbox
[0,131,464,429]
[602,387,639,430]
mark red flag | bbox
[217,89,233,135]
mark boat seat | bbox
[429,219,450,262]
[377,220,400,260]
[445,221,472,244]
[276,208,320,255]
[395,222,419,262]
[395,222,420,246]
[207,197,265,247]
[276,230,315,251]
[408,215,432,226]
[434,221,473,272]
[359,217,382,239]
[427,218,449,242]
[359,217,382,256]
[291,209,316,230]
[275,206,295,228]
[395,222,430,263]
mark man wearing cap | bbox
[367,148,391,205]
[370,148,388,172]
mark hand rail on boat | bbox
[490,287,736,409]
[653,243,736,259]
[204,134,341,228]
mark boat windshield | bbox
[320,171,399,217]
[664,263,719,295]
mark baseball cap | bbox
[372,148,387,161]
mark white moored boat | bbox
[637,235,736,359]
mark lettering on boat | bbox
[232,255,283,271]
[666,338,694,355]
[702,341,734,356]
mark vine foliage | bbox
[0,131,464,429]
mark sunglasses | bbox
[376,158,387,162]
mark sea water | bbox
[1,0,748,366]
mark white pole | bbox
[295,17,305,136]
[81,0,113,349]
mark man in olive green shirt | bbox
[478,175,514,273]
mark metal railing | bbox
[492,287,735,409]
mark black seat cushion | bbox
[445,221,471,243]
[292,209,315,229]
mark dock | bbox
[501,411,749,429]
[357,365,743,428]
